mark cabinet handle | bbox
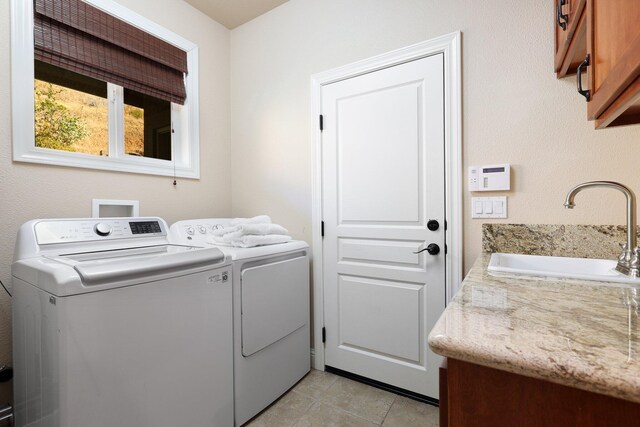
[576,54,591,101]
[556,0,568,31]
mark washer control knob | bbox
[186,226,195,235]
[94,223,112,236]
[198,225,207,234]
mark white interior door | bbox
[321,53,445,398]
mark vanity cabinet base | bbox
[440,358,640,426]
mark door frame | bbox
[310,32,462,370]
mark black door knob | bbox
[427,219,439,231]
[426,243,440,255]
[413,243,440,255]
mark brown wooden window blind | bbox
[34,0,188,105]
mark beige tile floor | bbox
[245,369,439,427]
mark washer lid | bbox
[54,244,225,286]
[13,245,227,296]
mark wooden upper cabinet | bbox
[554,0,587,77]
[586,0,640,128]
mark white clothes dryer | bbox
[169,219,310,426]
[12,217,234,427]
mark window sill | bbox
[14,146,199,179]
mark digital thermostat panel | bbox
[469,164,510,192]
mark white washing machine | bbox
[12,217,234,427]
[169,219,310,426]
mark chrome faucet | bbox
[564,181,640,277]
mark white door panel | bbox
[338,275,423,363]
[338,238,425,268]
[338,82,422,223]
[322,53,445,398]
[333,225,435,239]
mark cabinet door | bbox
[554,0,586,77]
[587,0,640,127]
[444,359,640,426]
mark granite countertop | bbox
[428,253,640,404]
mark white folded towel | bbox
[209,216,290,248]
[210,234,292,248]
[229,215,271,226]
[212,223,289,240]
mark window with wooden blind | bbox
[11,0,201,178]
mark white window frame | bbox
[11,0,200,179]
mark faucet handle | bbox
[630,247,640,270]
[619,243,630,262]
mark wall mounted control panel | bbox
[469,164,511,191]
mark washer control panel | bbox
[35,218,166,245]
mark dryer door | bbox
[241,256,309,357]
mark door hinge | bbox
[321,221,325,237]
[322,327,326,343]
[319,114,324,131]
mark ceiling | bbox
[184,0,290,29]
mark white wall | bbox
[0,0,231,401]
[230,0,640,270]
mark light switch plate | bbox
[471,196,507,219]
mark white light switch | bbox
[472,196,508,219]
[493,200,504,214]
